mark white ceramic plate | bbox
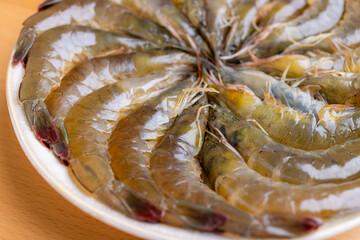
[6,49,360,240]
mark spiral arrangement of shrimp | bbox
[14,0,360,238]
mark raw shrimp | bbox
[13,0,176,64]
[218,67,326,116]
[224,0,269,55]
[63,71,185,222]
[108,82,227,231]
[149,99,321,237]
[202,118,360,218]
[217,80,360,150]
[284,0,360,54]
[300,72,360,105]
[19,25,154,145]
[223,0,345,60]
[114,0,208,52]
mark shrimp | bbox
[19,25,154,145]
[222,0,345,60]
[284,0,360,54]
[108,81,227,231]
[203,109,360,218]
[149,98,321,237]
[13,0,176,65]
[63,71,185,222]
[113,0,208,52]
[218,67,326,116]
[224,0,269,55]
[299,72,360,105]
[217,80,360,150]
[209,99,360,185]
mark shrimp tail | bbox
[13,27,36,66]
[255,213,322,237]
[38,0,62,11]
[98,181,165,223]
[166,198,228,231]
[51,118,70,165]
[24,100,59,144]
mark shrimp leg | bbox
[64,71,185,221]
[19,25,154,145]
[108,82,227,231]
[149,98,321,237]
[13,0,176,65]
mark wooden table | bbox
[0,1,358,239]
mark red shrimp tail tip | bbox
[38,0,62,11]
[29,100,59,144]
[115,183,165,223]
[52,119,70,165]
[258,213,323,237]
[166,198,228,231]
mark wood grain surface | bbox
[0,1,358,239]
